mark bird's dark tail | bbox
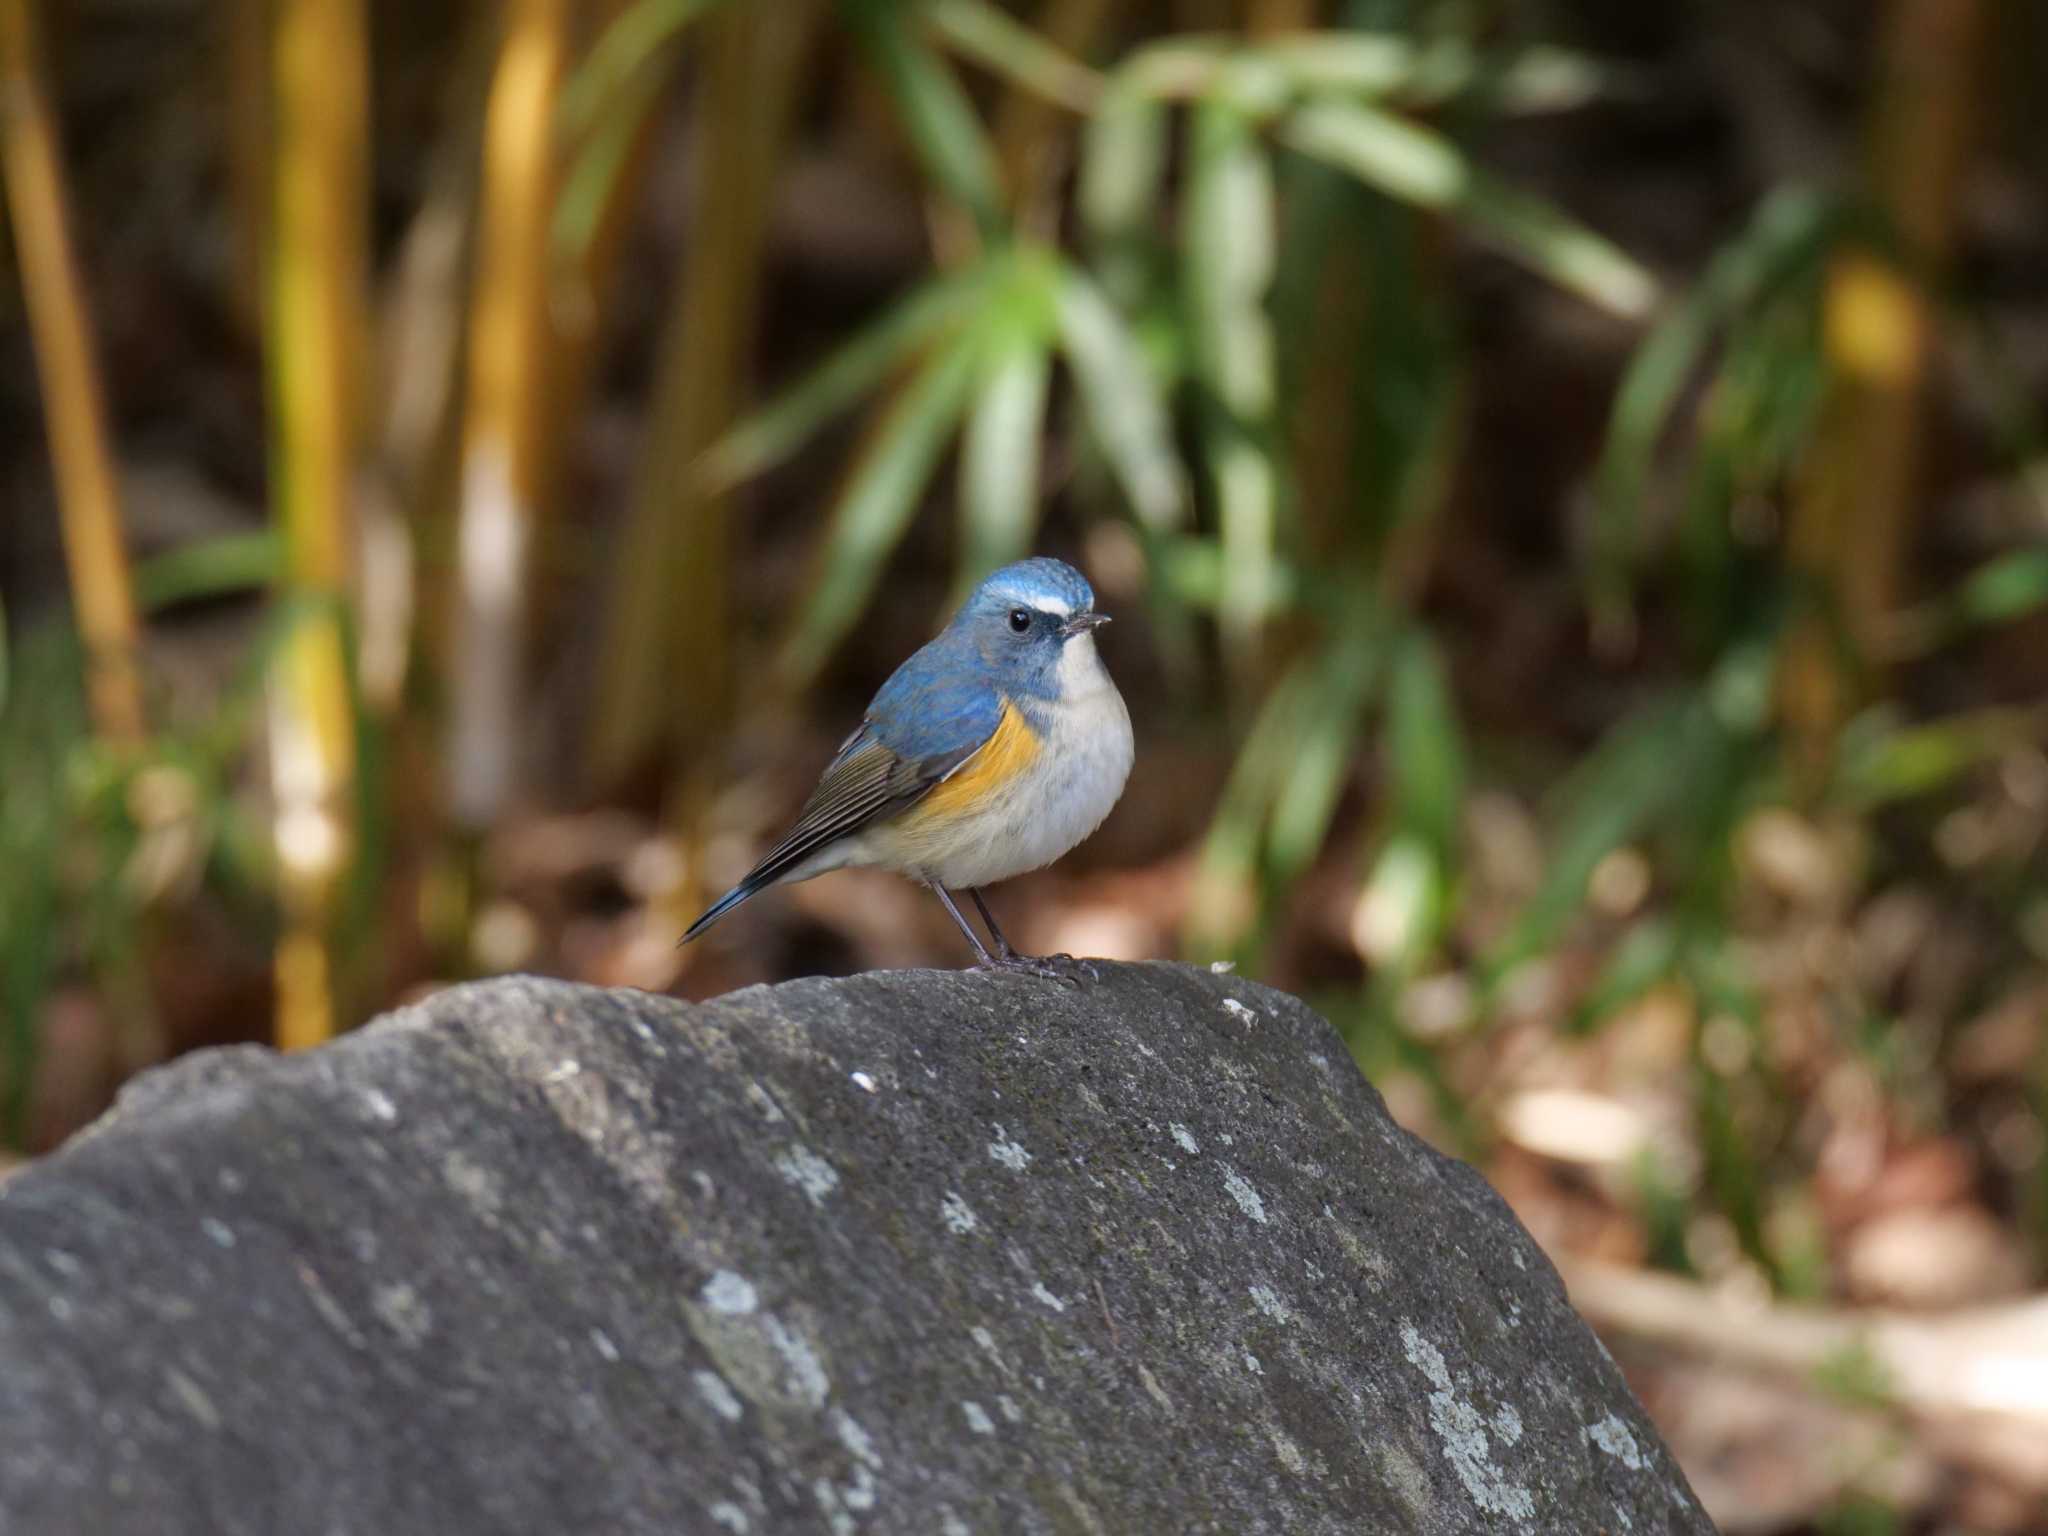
[679,879,761,945]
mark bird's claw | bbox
[973,951,1099,983]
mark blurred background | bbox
[3,0,2047,1526]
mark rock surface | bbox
[0,964,1713,1534]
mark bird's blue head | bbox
[945,558,1108,702]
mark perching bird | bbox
[683,558,1133,974]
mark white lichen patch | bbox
[1268,1426,1307,1475]
[1588,1414,1644,1470]
[1029,1282,1067,1313]
[1221,998,1260,1027]
[1137,1363,1175,1413]
[834,1409,882,1470]
[961,1401,996,1435]
[997,1394,1022,1423]
[163,1366,220,1430]
[708,1502,750,1533]
[1220,1165,1269,1225]
[765,1317,831,1409]
[744,1081,786,1123]
[1400,1320,1535,1523]
[774,1146,841,1206]
[1244,1350,1263,1376]
[940,1192,979,1235]
[694,1369,744,1422]
[372,1283,433,1348]
[441,1151,503,1217]
[590,1327,621,1363]
[358,1088,399,1124]
[987,1125,1033,1171]
[701,1271,759,1316]
[850,1071,878,1093]
[200,1217,235,1249]
[1249,1283,1293,1325]
[970,1325,1000,1360]
[1170,1123,1200,1154]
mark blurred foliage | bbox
[4,0,2048,1381]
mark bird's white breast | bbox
[857,633,1132,890]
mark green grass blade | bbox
[959,327,1054,590]
[1281,97,1656,318]
[132,531,280,613]
[780,330,981,686]
[560,0,727,137]
[701,264,990,490]
[926,0,1101,112]
[845,0,1004,235]
[1054,263,1188,529]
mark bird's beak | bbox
[1061,612,1110,638]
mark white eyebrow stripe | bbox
[1014,596,1072,617]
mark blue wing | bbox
[682,636,1001,941]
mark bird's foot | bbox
[974,951,1099,983]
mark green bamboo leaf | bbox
[1386,628,1464,859]
[1590,188,1834,620]
[1267,606,1386,879]
[1184,98,1280,649]
[959,327,1054,589]
[1079,80,1168,305]
[1188,656,1319,956]
[925,0,1101,112]
[1488,694,1702,981]
[133,531,279,613]
[1952,548,2048,627]
[700,264,991,490]
[1570,918,1677,1034]
[1281,98,1656,318]
[1054,265,1188,529]
[781,331,981,686]
[554,45,667,263]
[1185,100,1277,420]
[560,0,728,137]
[845,0,1003,235]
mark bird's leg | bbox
[926,883,1000,968]
[967,889,1099,981]
[966,889,1018,960]
[927,884,1070,981]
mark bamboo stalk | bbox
[0,0,145,745]
[446,0,572,833]
[585,3,814,792]
[990,0,1114,233]
[267,0,370,1049]
[1781,0,1988,782]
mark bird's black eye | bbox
[1008,607,1031,634]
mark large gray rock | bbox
[0,964,1711,1534]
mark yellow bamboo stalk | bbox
[267,0,370,1049]
[585,3,814,791]
[446,0,572,832]
[1782,0,1987,781]
[0,0,145,745]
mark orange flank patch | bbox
[918,699,1042,824]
